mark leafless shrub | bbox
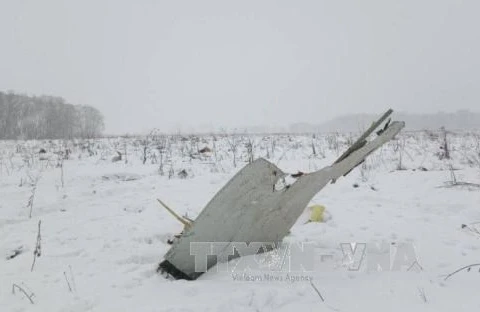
[444,263,480,281]
[123,139,128,164]
[0,155,9,176]
[69,265,77,293]
[168,164,174,179]
[418,287,427,303]
[55,156,65,188]
[440,164,480,189]
[31,220,42,272]
[139,129,162,165]
[311,134,317,157]
[225,131,240,168]
[395,137,407,170]
[141,139,149,165]
[156,135,169,175]
[63,271,73,293]
[439,126,450,160]
[27,174,41,219]
[193,136,200,154]
[245,136,257,163]
[326,132,340,155]
[212,135,220,162]
[461,222,480,237]
[270,136,276,159]
[12,283,35,304]
[471,133,480,167]
[449,164,457,185]
[309,280,325,302]
[360,161,370,182]
[60,162,64,188]
[310,134,325,158]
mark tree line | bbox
[0,91,105,140]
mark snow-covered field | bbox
[1,130,480,311]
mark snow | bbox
[1,131,479,311]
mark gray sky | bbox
[1,0,479,134]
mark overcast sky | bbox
[1,0,479,134]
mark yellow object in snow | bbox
[309,205,326,222]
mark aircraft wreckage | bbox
[158,109,405,280]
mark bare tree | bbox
[441,126,450,160]
[155,135,168,175]
[244,135,257,164]
[0,91,105,140]
[224,131,240,168]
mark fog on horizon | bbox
[1,0,479,134]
